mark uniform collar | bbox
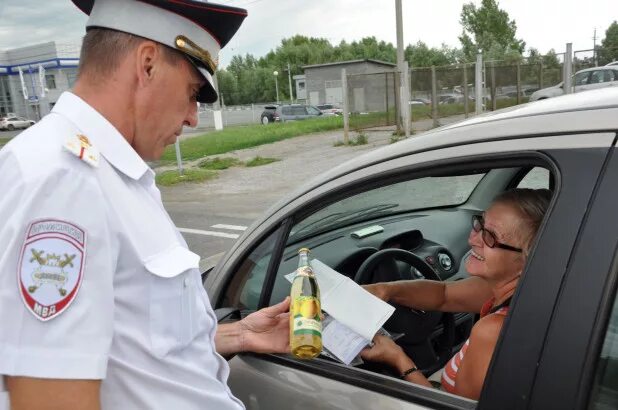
[52,92,152,181]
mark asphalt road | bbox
[161,116,467,264]
[160,128,395,263]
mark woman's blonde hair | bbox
[492,188,552,257]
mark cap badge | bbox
[175,35,218,73]
[64,134,100,167]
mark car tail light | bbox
[274,113,280,121]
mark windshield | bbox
[289,173,485,241]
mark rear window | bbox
[263,106,277,111]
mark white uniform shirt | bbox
[0,92,244,409]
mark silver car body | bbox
[0,116,34,130]
[207,88,618,409]
[529,66,618,101]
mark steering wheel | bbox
[354,248,455,376]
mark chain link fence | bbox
[193,46,618,133]
[345,71,401,130]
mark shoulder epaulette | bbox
[64,134,100,168]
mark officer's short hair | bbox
[77,28,185,83]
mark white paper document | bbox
[321,315,369,365]
[286,259,395,342]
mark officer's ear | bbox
[135,40,161,85]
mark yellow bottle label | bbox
[292,296,321,337]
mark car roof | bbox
[577,65,618,73]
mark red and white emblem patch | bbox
[18,219,86,321]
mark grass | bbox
[155,168,217,186]
[197,156,241,170]
[157,155,280,186]
[245,156,279,167]
[160,116,343,164]
[0,137,10,149]
[334,132,369,147]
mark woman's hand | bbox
[360,335,405,367]
[362,283,390,302]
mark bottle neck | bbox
[298,252,310,269]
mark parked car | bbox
[260,104,323,124]
[438,94,475,104]
[207,87,618,409]
[0,116,35,131]
[409,98,431,106]
[529,66,618,101]
[259,105,279,125]
[316,103,343,115]
[606,61,618,66]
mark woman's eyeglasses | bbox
[471,215,523,253]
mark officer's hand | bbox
[239,297,290,354]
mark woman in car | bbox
[361,188,552,400]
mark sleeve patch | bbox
[18,219,87,321]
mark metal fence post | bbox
[341,68,349,144]
[463,63,469,118]
[516,61,521,105]
[563,43,573,94]
[212,74,223,130]
[403,61,410,138]
[174,139,184,176]
[385,73,390,125]
[490,61,496,111]
[394,68,402,133]
[475,53,483,114]
[431,65,438,128]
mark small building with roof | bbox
[299,59,396,112]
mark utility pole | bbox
[395,0,409,137]
[287,62,294,103]
[273,70,280,103]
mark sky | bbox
[0,0,615,68]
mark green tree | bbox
[459,0,525,62]
[405,41,461,67]
[216,69,239,105]
[599,21,618,65]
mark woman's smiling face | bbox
[465,202,527,283]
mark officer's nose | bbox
[184,101,199,128]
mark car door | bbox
[574,71,592,93]
[585,69,614,92]
[523,145,618,409]
[306,105,322,119]
[208,132,613,409]
[293,105,309,120]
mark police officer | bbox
[0,1,290,408]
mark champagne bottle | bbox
[290,248,322,359]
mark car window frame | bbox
[217,153,557,408]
